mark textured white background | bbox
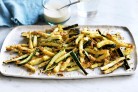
[0,0,138,92]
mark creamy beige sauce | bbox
[44,1,71,23]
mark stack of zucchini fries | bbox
[3,24,134,75]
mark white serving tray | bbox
[0,25,137,79]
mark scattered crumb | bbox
[38,72,40,75]
[10,52,13,55]
[29,72,34,75]
[57,73,64,77]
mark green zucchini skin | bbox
[44,50,66,71]
[117,48,130,70]
[83,40,92,61]
[63,24,78,30]
[83,40,92,48]
[97,29,106,37]
[18,48,38,65]
[69,28,80,37]
[84,50,90,62]
[45,63,58,71]
[4,54,28,64]
[70,51,88,75]
[100,44,116,49]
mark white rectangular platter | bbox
[0,25,137,79]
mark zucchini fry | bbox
[75,34,84,45]
[101,57,125,70]
[79,39,85,63]
[21,32,30,38]
[39,42,62,47]
[90,63,103,69]
[33,35,38,47]
[42,55,51,61]
[16,61,36,73]
[55,52,70,63]
[16,46,32,53]
[70,51,88,75]
[53,62,62,73]
[31,31,50,38]
[6,45,32,53]
[60,57,72,71]
[97,40,115,48]
[57,24,63,32]
[40,35,62,42]
[17,48,38,65]
[38,61,48,68]
[63,24,78,30]
[4,54,28,64]
[29,57,43,66]
[39,47,55,56]
[103,62,123,74]
[106,34,132,47]
[66,66,79,72]
[79,39,84,56]
[45,50,66,71]
[29,32,33,49]
[24,64,36,73]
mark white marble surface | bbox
[0,0,138,92]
